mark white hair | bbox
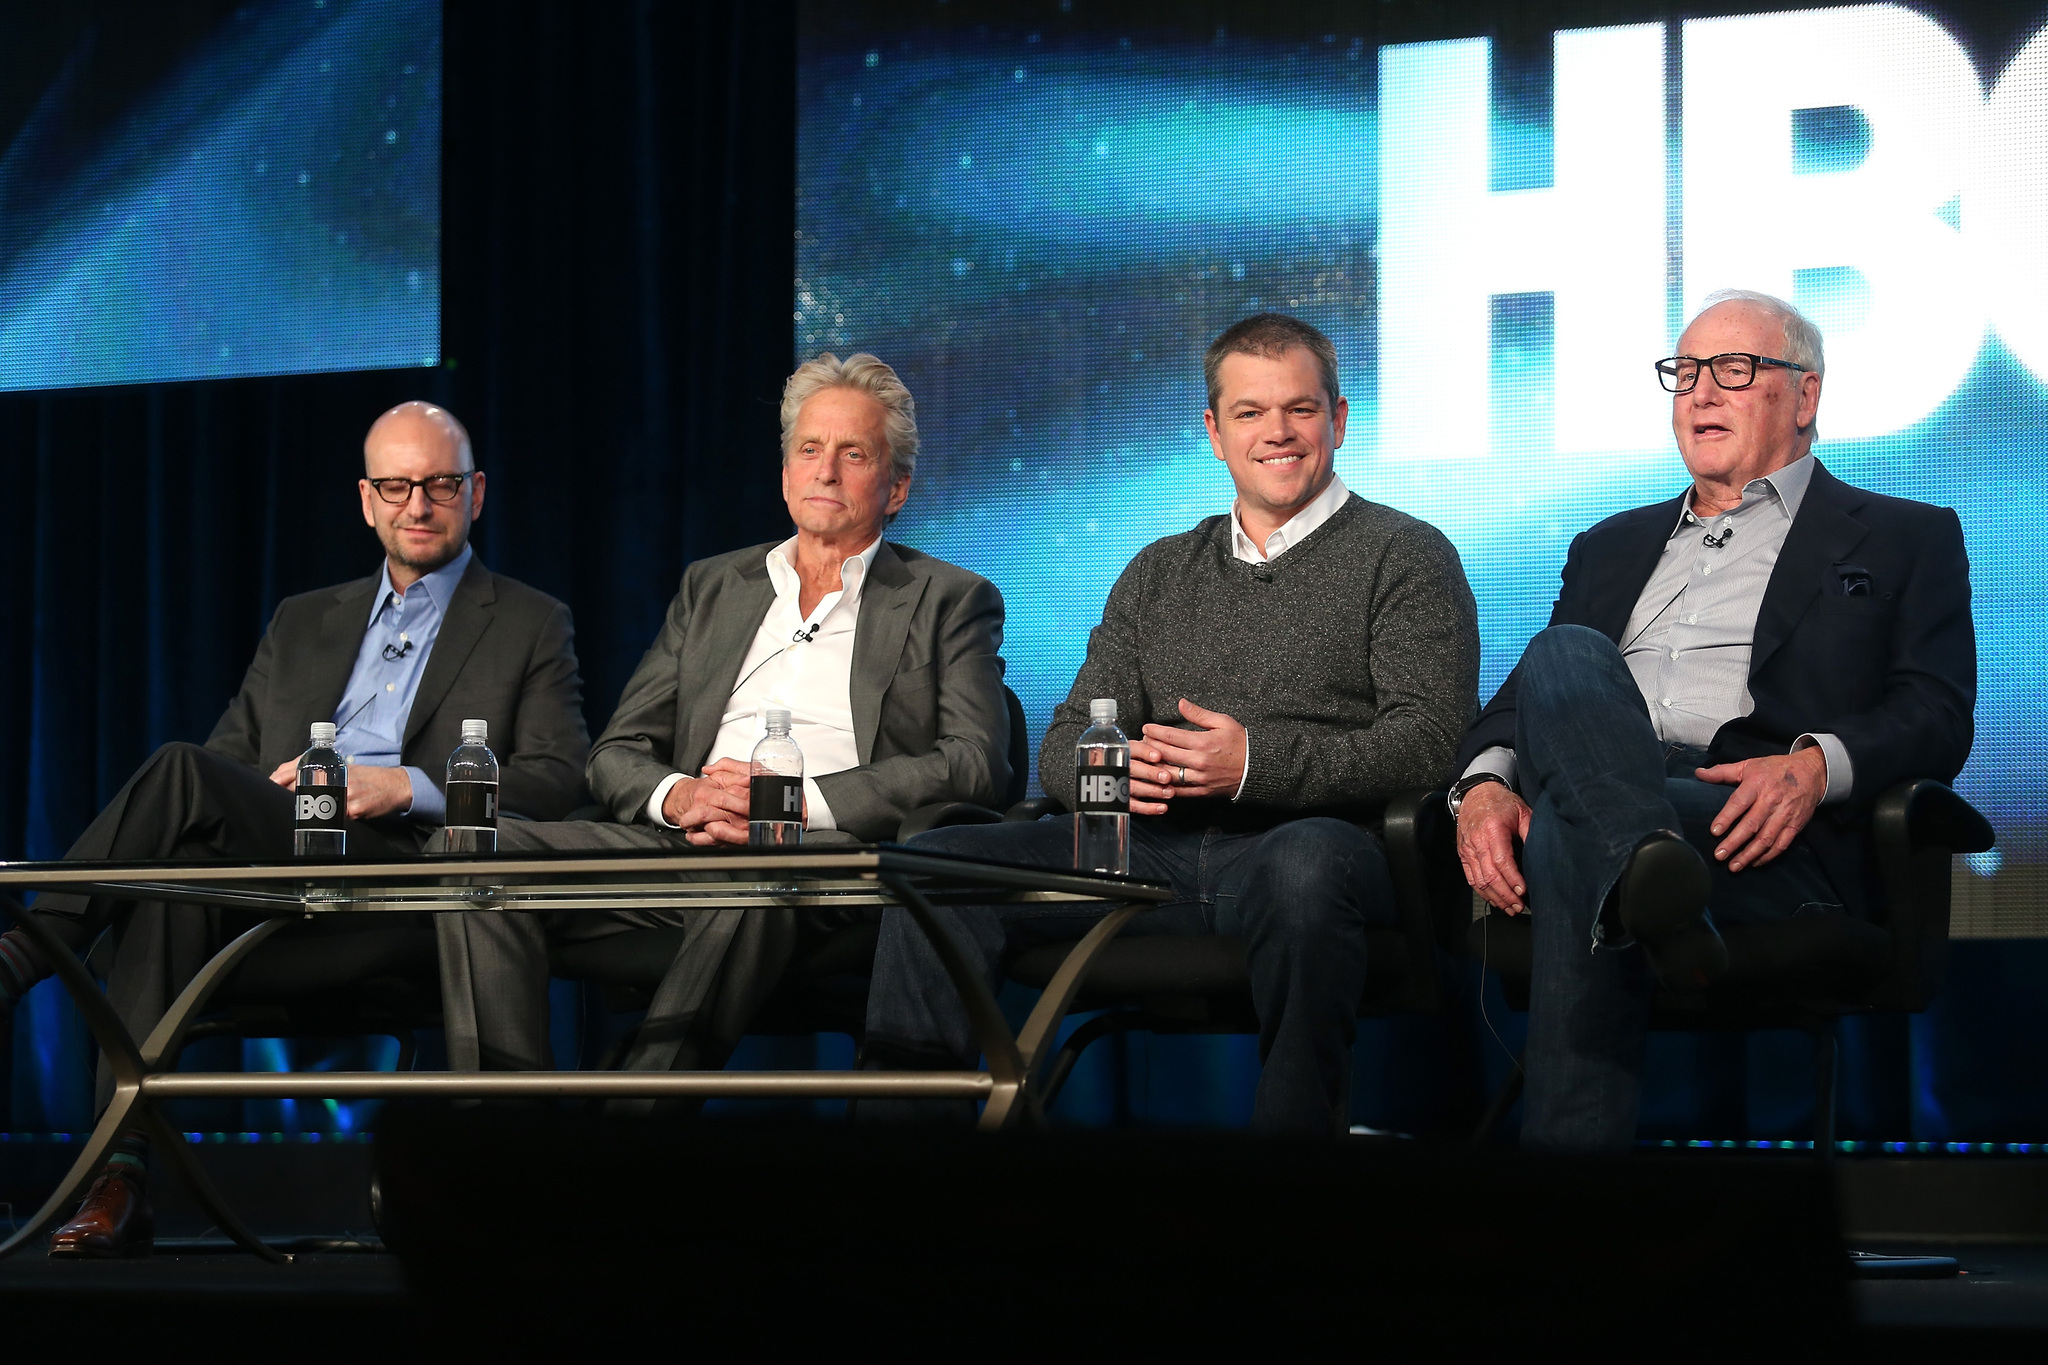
[1696,288,1825,376]
[779,352,918,482]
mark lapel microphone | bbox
[381,638,414,661]
[791,623,820,644]
[1701,525,1735,549]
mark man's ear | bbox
[359,479,377,528]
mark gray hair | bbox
[1696,288,1825,376]
[779,352,919,482]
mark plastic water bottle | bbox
[1073,698,1130,874]
[749,708,804,847]
[444,719,500,854]
[294,721,348,859]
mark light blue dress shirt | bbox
[330,544,472,824]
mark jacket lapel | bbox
[848,544,924,766]
[403,559,497,750]
[1750,460,1868,675]
[1587,495,1687,641]
[674,558,778,772]
[307,576,383,726]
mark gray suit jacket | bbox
[586,540,1009,841]
[206,557,591,821]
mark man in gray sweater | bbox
[867,314,1480,1133]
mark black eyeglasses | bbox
[367,473,471,504]
[1655,353,1809,394]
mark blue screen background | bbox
[799,6,2048,918]
[0,0,440,391]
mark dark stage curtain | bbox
[0,0,798,1127]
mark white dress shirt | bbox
[646,535,882,832]
[1215,474,1353,800]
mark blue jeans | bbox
[866,814,1398,1133]
[1515,626,1843,1154]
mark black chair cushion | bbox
[1005,929,1413,1022]
[220,918,439,1002]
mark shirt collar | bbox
[370,543,473,627]
[1230,474,1351,562]
[764,534,885,612]
[1673,453,1816,535]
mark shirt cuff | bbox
[805,777,836,831]
[1230,730,1251,802]
[1792,733,1853,805]
[403,767,442,823]
[1462,746,1519,792]
[647,772,689,827]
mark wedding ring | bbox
[1178,766,1187,786]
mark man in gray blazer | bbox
[436,352,1009,1081]
[3,401,590,1256]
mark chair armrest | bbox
[1382,788,1466,959]
[896,802,1005,840]
[1003,795,1066,822]
[1869,779,1991,1012]
[1873,779,1994,856]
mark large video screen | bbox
[799,1,2048,929]
[0,0,439,391]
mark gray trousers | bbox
[435,820,862,1081]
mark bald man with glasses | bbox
[0,401,590,1257]
[1449,289,1976,1154]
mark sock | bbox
[0,928,49,1012]
[105,1133,150,1186]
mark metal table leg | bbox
[879,875,1146,1131]
[0,906,293,1263]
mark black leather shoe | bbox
[1616,831,1725,991]
[48,1168,153,1258]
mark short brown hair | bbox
[1203,313,1341,414]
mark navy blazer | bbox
[1455,460,1976,918]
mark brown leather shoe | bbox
[49,1168,153,1258]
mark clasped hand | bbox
[662,758,800,846]
[1128,698,1247,816]
[1454,748,1828,915]
[266,759,416,820]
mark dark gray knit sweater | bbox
[1039,493,1480,824]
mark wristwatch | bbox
[1446,771,1511,819]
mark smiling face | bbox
[358,406,482,588]
[1671,301,1822,489]
[781,386,910,545]
[1203,347,1347,527]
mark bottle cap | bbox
[462,719,489,742]
[765,708,792,731]
[1089,698,1117,724]
[309,722,338,744]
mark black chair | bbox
[166,914,443,1072]
[552,686,1034,1057]
[1456,778,1995,1156]
[1002,788,1473,1121]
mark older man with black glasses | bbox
[1449,289,1976,1154]
[0,400,591,1256]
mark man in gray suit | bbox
[436,352,1009,1080]
[1,401,590,1256]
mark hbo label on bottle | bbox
[295,785,347,829]
[750,775,803,822]
[1076,765,1130,813]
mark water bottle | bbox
[294,721,348,859]
[1073,698,1130,874]
[749,708,804,847]
[444,719,500,854]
